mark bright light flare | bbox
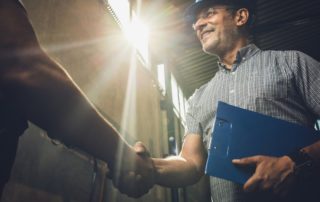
[124,15,149,62]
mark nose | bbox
[193,17,207,32]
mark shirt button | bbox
[231,71,236,75]
[230,89,235,94]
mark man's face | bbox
[193,5,239,55]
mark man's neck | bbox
[220,38,248,70]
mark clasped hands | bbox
[110,146,299,198]
[110,142,156,198]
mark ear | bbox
[234,8,250,27]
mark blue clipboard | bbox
[205,101,320,184]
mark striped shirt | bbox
[185,44,320,202]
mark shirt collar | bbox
[217,44,260,71]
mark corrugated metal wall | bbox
[162,0,320,97]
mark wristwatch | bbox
[287,149,315,181]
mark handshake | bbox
[109,142,156,198]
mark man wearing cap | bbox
[135,0,320,201]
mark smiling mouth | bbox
[201,30,214,41]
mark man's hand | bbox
[232,155,296,197]
[131,142,155,196]
[111,142,155,198]
[134,141,151,158]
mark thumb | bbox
[134,141,150,157]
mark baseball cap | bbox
[185,0,255,23]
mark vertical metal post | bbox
[163,64,180,202]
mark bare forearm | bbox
[0,51,132,169]
[152,156,204,187]
[0,0,135,169]
[0,2,157,197]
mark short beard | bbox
[203,26,240,59]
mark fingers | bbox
[232,155,262,166]
[240,155,297,198]
[112,144,155,198]
[117,173,152,198]
[243,173,262,192]
[244,172,295,197]
[241,156,272,192]
[115,172,148,198]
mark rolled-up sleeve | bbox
[292,51,320,118]
[185,92,202,136]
